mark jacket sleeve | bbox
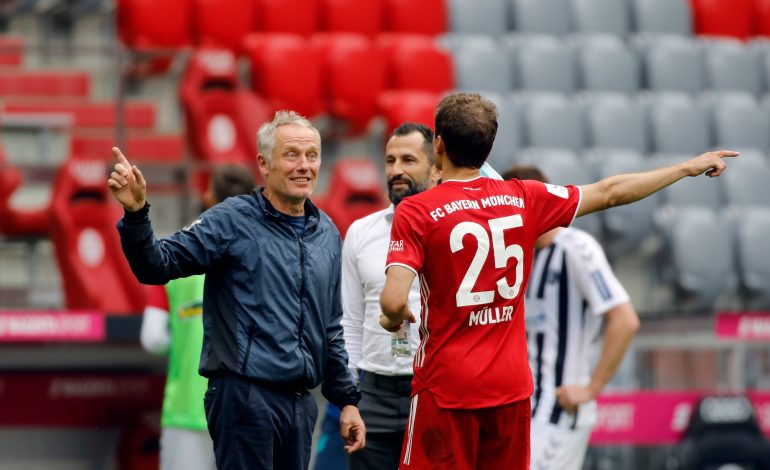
[117,203,232,285]
[321,237,362,408]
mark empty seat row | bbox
[483,92,770,167]
[445,34,770,96]
[118,0,447,53]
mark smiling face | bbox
[258,123,321,213]
[385,131,434,206]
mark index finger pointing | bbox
[715,150,740,158]
[112,147,130,167]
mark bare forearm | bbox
[589,304,639,396]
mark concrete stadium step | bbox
[0,70,90,97]
[4,99,156,129]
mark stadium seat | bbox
[649,93,711,154]
[191,0,256,53]
[644,36,706,95]
[704,40,763,96]
[319,0,383,36]
[587,94,649,153]
[0,36,23,67]
[690,0,753,40]
[651,154,724,209]
[383,0,446,35]
[511,0,572,37]
[516,148,601,236]
[0,70,90,98]
[451,35,513,94]
[756,0,770,37]
[524,94,586,152]
[721,151,770,208]
[243,34,324,118]
[312,33,386,134]
[737,208,770,309]
[447,0,508,36]
[0,137,49,237]
[314,158,387,238]
[71,133,185,163]
[49,158,148,314]
[577,35,641,94]
[668,207,735,308]
[377,34,454,93]
[254,0,319,35]
[710,95,770,152]
[4,100,155,129]
[485,93,524,170]
[595,150,656,257]
[117,0,192,48]
[515,35,577,94]
[631,0,692,36]
[378,90,441,137]
[572,0,631,37]
[180,48,270,164]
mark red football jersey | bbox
[386,176,581,409]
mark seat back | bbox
[191,0,256,53]
[525,94,586,152]
[737,208,770,308]
[319,0,383,36]
[379,34,454,93]
[254,0,319,35]
[587,93,648,153]
[691,0,753,40]
[118,0,192,48]
[448,0,508,36]
[452,35,513,94]
[631,0,691,35]
[516,35,577,94]
[645,37,706,94]
[650,93,711,154]
[579,36,640,94]
[572,0,630,37]
[378,91,441,137]
[705,40,763,96]
[383,0,446,35]
[512,0,572,36]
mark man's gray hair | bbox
[257,110,321,164]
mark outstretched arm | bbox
[577,150,738,217]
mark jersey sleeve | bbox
[566,233,630,317]
[385,200,424,275]
[521,180,582,236]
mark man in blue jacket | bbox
[108,110,365,470]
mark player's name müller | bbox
[429,194,525,221]
[468,305,514,327]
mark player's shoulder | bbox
[557,227,606,260]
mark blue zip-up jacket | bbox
[118,189,360,408]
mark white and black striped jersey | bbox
[525,228,630,429]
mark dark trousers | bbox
[348,372,412,470]
[204,373,317,470]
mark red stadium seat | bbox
[315,158,387,238]
[378,34,454,93]
[312,33,386,134]
[244,34,324,118]
[755,0,770,36]
[4,100,155,129]
[118,0,192,48]
[71,133,185,163]
[49,158,147,314]
[0,71,90,98]
[191,0,257,53]
[319,0,383,36]
[0,137,48,237]
[383,0,447,35]
[254,0,319,35]
[690,0,753,40]
[0,36,23,67]
[378,90,440,136]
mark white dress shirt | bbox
[341,205,422,376]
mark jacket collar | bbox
[254,187,320,228]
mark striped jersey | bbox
[525,227,630,429]
[386,176,581,409]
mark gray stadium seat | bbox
[578,35,641,94]
[512,0,572,36]
[669,208,736,309]
[710,95,770,152]
[645,36,706,95]
[485,93,524,170]
[517,148,602,236]
[572,0,631,37]
[451,35,513,94]
[587,93,649,153]
[516,36,577,94]
[737,208,770,309]
[594,150,657,257]
[705,40,763,96]
[649,94,711,154]
[650,154,724,209]
[524,94,586,152]
[721,151,770,208]
[448,0,508,36]
[631,0,692,36]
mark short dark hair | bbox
[210,164,256,203]
[434,93,498,169]
[502,164,549,183]
[392,122,435,163]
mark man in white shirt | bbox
[504,165,640,470]
[341,122,440,470]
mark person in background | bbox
[109,110,365,470]
[379,92,736,469]
[504,164,640,470]
[140,164,255,470]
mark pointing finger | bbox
[112,147,131,168]
[132,165,145,186]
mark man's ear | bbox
[257,154,270,177]
[434,135,444,156]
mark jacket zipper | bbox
[298,237,308,379]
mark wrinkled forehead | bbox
[275,124,320,152]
